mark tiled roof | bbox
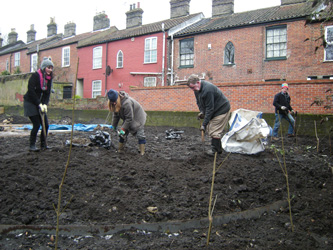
[0,41,26,55]
[173,1,318,37]
[27,35,63,54]
[78,13,202,48]
[29,29,108,53]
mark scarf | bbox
[38,69,52,91]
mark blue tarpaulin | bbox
[15,124,113,132]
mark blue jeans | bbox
[272,113,295,137]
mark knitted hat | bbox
[107,89,118,102]
[40,57,54,70]
[281,83,288,89]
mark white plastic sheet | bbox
[222,109,271,154]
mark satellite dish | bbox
[106,65,112,76]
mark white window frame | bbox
[92,80,102,98]
[6,59,9,71]
[144,77,157,87]
[180,38,194,67]
[30,53,38,72]
[117,50,123,68]
[62,46,70,67]
[266,25,287,60]
[324,25,333,62]
[14,52,20,67]
[93,46,102,69]
[144,37,157,63]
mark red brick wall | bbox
[129,80,333,114]
[39,44,79,83]
[172,20,333,84]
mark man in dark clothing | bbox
[272,83,295,140]
[187,74,231,156]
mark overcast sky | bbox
[0,0,280,42]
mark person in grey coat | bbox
[107,89,147,155]
[23,57,54,151]
[187,74,231,156]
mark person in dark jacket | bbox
[272,83,295,140]
[23,57,54,151]
[187,74,231,156]
[107,89,147,155]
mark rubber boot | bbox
[139,144,145,156]
[206,138,222,156]
[118,142,125,153]
[29,135,39,152]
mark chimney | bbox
[212,0,234,18]
[8,28,18,44]
[281,0,306,5]
[0,33,3,48]
[170,0,190,19]
[93,12,110,31]
[27,24,36,43]
[47,17,57,37]
[64,22,76,38]
[126,2,143,29]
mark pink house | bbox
[76,1,203,98]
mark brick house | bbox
[76,1,203,98]
[171,0,333,83]
[0,15,111,99]
[127,0,332,114]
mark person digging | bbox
[107,89,147,155]
[187,74,231,156]
[23,57,54,151]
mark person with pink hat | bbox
[272,83,296,141]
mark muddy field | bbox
[0,114,332,249]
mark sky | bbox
[0,0,280,43]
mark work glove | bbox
[197,112,205,120]
[39,104,45,113]
[43,104,47,113]
[290,110,295,115]
[200,125,206,133]
[118,128,126,140]
[281,106,287,110]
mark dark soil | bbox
[0,114,332,249]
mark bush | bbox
[13,67,21,74]
[1,70,10,75]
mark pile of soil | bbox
[0,114,332,249]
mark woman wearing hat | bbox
[23,57,54,151]
[272,83,296,141]
[107,89,147,155]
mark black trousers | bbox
[29,114,49,138]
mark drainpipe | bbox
[162,23,165,86]
[170,34,174,85]
[37,44,40,71]
[10,53,12,73]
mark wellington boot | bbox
[139,144,145,156]
[118,142,125,153]
[41,141,52,150]
[29,144,39,152]
[205,138,222,156]
[29,135,39,152]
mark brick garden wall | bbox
[129,80,333,114]
[0,74,332,115]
